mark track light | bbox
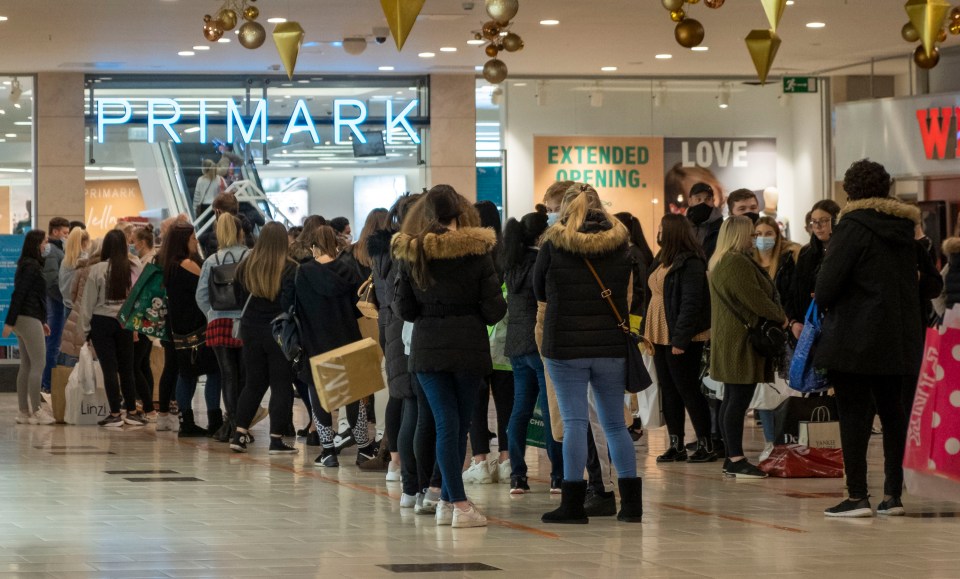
[589,83,603,108]
[9,78,21,105]
[491,87,503,106]
[717,83,730,109]
[535,80,547,107]
[652,82,665,108]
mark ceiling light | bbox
[440,47,457,52]
[474,65,483,71]
[601,66,618,72]
[267,18,288,23]
[513,82,527,87]
[4,134,15,138]
[717,83,730,109]
[343,38,368,55]
[0,17,7,22]
[806,22,825,28]
[786,1,795,5]
[178,51,195,56]
[540,19,560,26]
[655,54,672,59]
[9,78,21,104]
[692,46,709,52]
[418,52,436,58]
[218,38,231,43]
[467,39,485,45]
[192,46,210,51]
[184,127,201,133]
[379,66,395,71]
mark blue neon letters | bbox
[96,98,421,145]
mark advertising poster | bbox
[663,138,778,208]
[533,136,665,249]
[0,235,24,347]
[85,179,146,238]
[263,177,310,227]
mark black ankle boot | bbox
[213,417,234,443]
[542,480,589,524]
[688,437,718,463]
[616,477,643,523]
[178,410,207,438]
[657,435,688,463]
[583,487,617,517]
[206,409,224,438]
[712,434,726,458]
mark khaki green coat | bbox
[708,251,786,384]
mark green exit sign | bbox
[783,77,818,93]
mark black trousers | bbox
[415,383,442,491]
[832,372,907,499]
[654,343,711,442]
[213,346,243,418]
[132,335,155,413]
[385,396,403,453]
[397,396,419,496]
[469,369,514,456]
[90,315,137,414]
[235,323,293,436]
[719,382,756,458]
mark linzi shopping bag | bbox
[310,338,386,413]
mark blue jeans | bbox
[41,298,67,391]
[759,409,776,443]
[508,353,563,480]
[176,372,222,413]
[544,357,636,481]
[417,371,483,503]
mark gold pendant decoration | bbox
[273,21,305,80]
[760,0,788,31]
[904,0,951,57]
[380,0,426,51]
[744,29,781,85]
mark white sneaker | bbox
[435,500,454,525]
[498,459,511,484]
[462,458,494,484]
[418,489,440,515]
[40,391,52,406]
[155,414,177,432]
[452,503,488,528]
[400,493,417,508]
[16,413,32,424]
[386,461,402,482]
[144,411,158,423]
[759,442,775,463]
[32,409,56,425]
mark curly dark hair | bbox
[843,159,892,200]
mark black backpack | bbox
[209,250,247,311]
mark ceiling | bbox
[0,0,934,78]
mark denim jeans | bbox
[758,409,776,443]
[41,298,67,391]
[176,372,222,414]
[508,353,562,480]
[416,371,483,503]
[544,357,636,481]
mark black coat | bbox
[691,207,723,259]
[644,252,711,350]
[6,258,47,326]
[786,240,824,324]
[626,244,650,318]
[944,238,960,309]
[369,228,415,399]
[504,248,539,358]
[337,246,372,283]
[393,227,506,375]
[290,258,363,383]
[534,211,632,360]
[814,198,923,376]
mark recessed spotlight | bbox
[655,54,672,59]
[601,66,618,72]
[540,19,560,26]
[806,22,825,28]
[418,52,435,58]
[178,51,195,56]
[475,65,484,71]
[786,1,795,5]
[297,79,310,84]
[513,82,527,87]
[218,38,231,43]
[692,46,709,52]
[267,17,287,23]
[379,66,395,71]
[440,47,457,52]
[192,46,210,51]
[467,39,485,45]
[0,16,8,22]
[4,134,15,138]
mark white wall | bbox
[502,79,826,243]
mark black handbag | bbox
[714,288,786,359]
[583,258,653,394]
[171,326,218,378]
[271,267,303,371]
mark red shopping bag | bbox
[903,322,960,502]
[758,444,844,478]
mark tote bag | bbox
[118,263,169,341]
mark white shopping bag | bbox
[64,348,109,425]
[749,375,791,411]
[636,353,664,429]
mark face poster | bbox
[533,136,664,249]
[85,180,146,238]
[663,138,778,209]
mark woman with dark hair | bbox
[4,230,55,425]
[78,230,145,428]
[787,199,840,339]
[160,223,222,437]
[230,222,298,455]
[614,211,655,320]
[393,185,507,528]
[502,207,563,494]
[130,226,158,421]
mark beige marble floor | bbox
[2,391,958,579]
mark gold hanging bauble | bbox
[705,0,725,7]
[203,14,213,23]
[485,44,499,57]
[203,20,224,42]
[905,0,951,58]
[485,0,519,25]
[218,9,239,31]
[482,20,502,39]
[937,27,948,42]
[502,32,523,52]
[483,59,508,84]
[952,7,960,21]
[687,0,701,4]
[238,21,266,49]
[670,9,686,22]
[951,21,960,34]
[243,5,260,21]
[902,21,920,41]
[662,0,684,11]
[914,44,940,68]
[675,18,705,48]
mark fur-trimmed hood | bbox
[943,237,960,256]
[392,227,497,262]
[839,197,921,225]
[540,211,629,256]
[368,228,395,259]
[839,197,920,248]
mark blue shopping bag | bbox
[788,302,830,393]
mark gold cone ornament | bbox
[486,0,519,25]
[380,0,426,51]
[239,20,266,49]
[904,0,951,57]
[273,21,305,80]
[760,0,788,31]
[744,29,781,85]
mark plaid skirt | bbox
[206,318,243,349]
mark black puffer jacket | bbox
[393,227,507,375]
[814,198,922,376]
[5,257,47,326]
[534,211,632,360]
[787,240,824,324]
[944,238,960,309]
[643,252,710,350]
[504,248,539,358]
[370,228,414,398]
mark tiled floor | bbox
[2,391,959,579]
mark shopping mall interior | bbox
[0,0,959,577]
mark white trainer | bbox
[400,493,417,509]
[759,442,775,463]
[435,500,454,525]
[16,413,32,425]
[386,461,402,482]
[32,409,56,425]
[452,503,488,528]
[497,459,511,484]
[462,458,493,484]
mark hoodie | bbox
[689,206,723,259]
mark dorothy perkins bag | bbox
[583,258,652,394]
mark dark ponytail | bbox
[101,230,132,301]
[500,206,548,272]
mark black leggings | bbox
[159,341,179,413]
[213,346,243,418]
[132,335,155,413]
[397,396,419,495]
[655,343,711,442]
[469,370,514,456]
[90,315,138,415]
[415,384,442,491]
[235,323,294,436]
[719,383,756,458]
[305,381,369,449]
[385,396,403,453]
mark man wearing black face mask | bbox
[727,189,761,224]
[686,183,723,259]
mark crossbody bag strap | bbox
[583,258,629,335]
[712,286,752,330]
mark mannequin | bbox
[762,187,790,240]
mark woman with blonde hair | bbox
[708,216,786,478]
[59,227,91,313]
[230,222,298,454]
[194,159,223,217]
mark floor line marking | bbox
[659,503,807,534]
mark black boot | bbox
[213,417,234,443]
[688,437,718,463]
[617,477,643,523]
[583,487,617,517]
[657,435,688,463]
[712,433,726,458]
[542,480,589,524]
[206,409,224,438]
[178,410,207,438]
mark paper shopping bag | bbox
[357,317,383,361]
[526,400,547,450]
[798,420,841,449]
[310,338,385,413]
[50,366,72,423]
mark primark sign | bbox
[96,97,421,145]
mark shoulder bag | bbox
[271,267,303,371]
[583,258,652,393]
[713,285,786,360]
[356,274,379,319]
